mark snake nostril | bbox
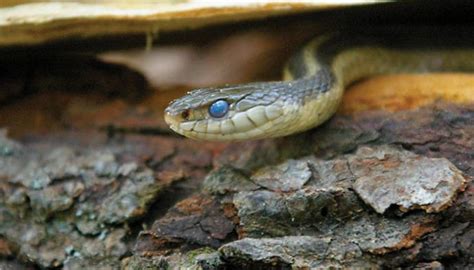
[181,110,190,120]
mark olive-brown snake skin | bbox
[165,28,474,141]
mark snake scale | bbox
[165,27,474,141]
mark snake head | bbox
[164,82,289,141]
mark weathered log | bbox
[0,4,473,268]
[132,103,473,269]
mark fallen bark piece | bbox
[0,133,172,268]
[341,214,437,255]
[216,215,438,268]
[219,236,332,267]
[203,165,259,195]
[251,159,312,192]
[351,146,466,214]
[121,255,168,270]
[135,195,235,254]
[0,260,32,270]
[228,145,467,237]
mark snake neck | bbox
[280,32,474,136]
[288,33,474,87]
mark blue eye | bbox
[208,100,229,118]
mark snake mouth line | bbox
[167,120,264,135]
[164,103,285,135]
[165,110,275,141]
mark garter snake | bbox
[164,28,474,141]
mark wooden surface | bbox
[0,0,387,46]
[0,4,472,268]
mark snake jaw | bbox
[164,80,304,141]
[165,103,289,141]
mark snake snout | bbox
[164,110,179,131]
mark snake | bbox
[164,28,474,141]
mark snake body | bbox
[165,28,474,141]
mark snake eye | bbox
[208,100,229,118]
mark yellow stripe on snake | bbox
[164,28,474,141]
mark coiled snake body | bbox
[165,28,474,141]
